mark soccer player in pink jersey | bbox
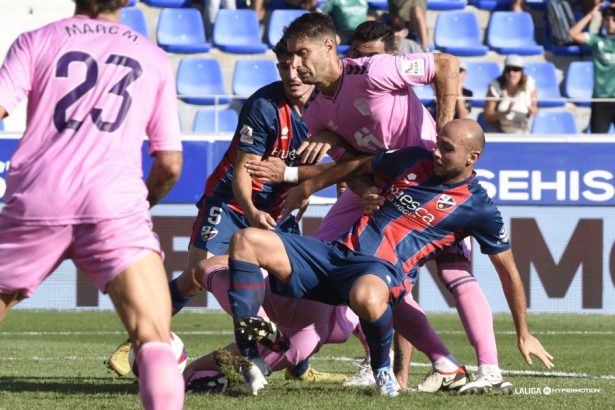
[0,1,184,408]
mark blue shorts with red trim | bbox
[190,196,300,255]
[270,232,411,307]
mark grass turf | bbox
[0,311,613,409]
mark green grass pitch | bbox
[0,311,613,409]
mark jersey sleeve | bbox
[235,97,276,157]
[146,58,182,154]
[367,53,436,91]
[371,147,432,178]
[584,32,597,47]
[469,199,511,255]
[0,32,34,114]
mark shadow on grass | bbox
[0,376,139,395]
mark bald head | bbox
[442,118,485,152]
[433,119,485,183]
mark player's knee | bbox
[349,278,388,321]
[230,228,263,260]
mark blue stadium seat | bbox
[232,59,280,98]
[176,58,231,105]
[213,10,268,54]
[337,44,351,55]
[434,12,488,56]
[143,0,191,7]
[120,8,148,37]
[531,111,577,134]
[193,109,239,133]
[565,61,593,107]
[487,12,544,55]
[543,13,592,56]
[125,0,137,6]
[367,0,388,10]
[464,61,501,107]
[268,9,308,48]
[525,62,565,108]
[427,0,467,10]
[525,0,546,9]
[610,123,615,134]
[157,8,211,53]
[412,85,435,105]
[468,0,511,10]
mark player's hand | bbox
[280,184,310,221]
[247,209,278,230]
[245,157,286,183]
[362,186,385,214]
[297,130,340,164]
[518,333,554,369]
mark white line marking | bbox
[311,357,615,381]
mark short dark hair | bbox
[74,0,124,17]
[349,21,396,54]
[603,6,615,19]
[274,36,292,59]
[284,12,337,42]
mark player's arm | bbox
[146,150,182,207]
[232,151,277,230]
[245,156,337,184]
[488,249,554,369]
[433,53,460,131]
[280,154,374,219]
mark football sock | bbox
[393,295,451,362]
[228,259,266,359]
[438,261,499,366]
[288,358,310,377]
[360,306,393,372]
[202,265,232,312]
[169,278,191,316]
[433,355,461,373]
[478,364,503,379]
[137,342,184,410]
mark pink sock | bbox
[137,342,184,410]
[393,295,451,362]
[352,324,371,360]
[438,261,499,366]
[202,264,232,313]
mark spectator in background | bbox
[483,55,538,134]
[456,61,472,119]
[388,0,429,51]
[252,0,317,22]
[389,16,424,53]
[569,1,615,133]
[321,0,369,44]
[203,0,235,37]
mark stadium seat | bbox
[487,12,544,55]
[157,8,211,53]
[610,124,615,134]
[367,0,389,10]
[434,12,488,56]
[543,13,592,56]
[468,0,512,10]
[337,44,351,55]
[232,59,280,98]
[120,8,148,37]
[213,10,268,54]
[176,58,231,105]
[142,0,191,7]
[564,61,593,107]
[531,111,577,134]
[464,61,501,107]
[193,109,239,133]
[525,0,546,9]
[427,0,467,10]
[412,85,435,105]
[524,62,565,108]
[268,9,308,48]
[125,0,137,6]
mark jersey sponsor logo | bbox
[239,125,254,144]
[354,127,385,152]
[498,226,510,244]
[385,185,435,225]
[436,194,456,210]
[270,147,298,163]
[401,59,425,76]
[200,226,218,241]
[353,98,372,116]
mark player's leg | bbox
[393,293,469,392]
[347,273,399,397]
[0,292,22,322]
[105,252,184,410]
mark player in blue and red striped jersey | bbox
[227,118,553,397]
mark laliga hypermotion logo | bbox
[436,194,456,210]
